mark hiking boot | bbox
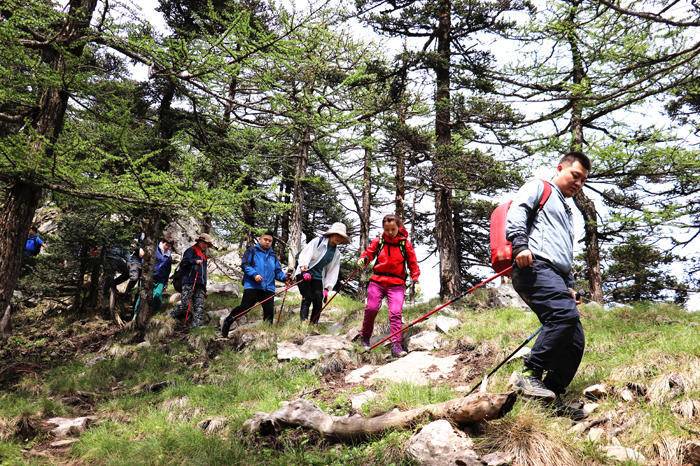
[509,372,556,402]
[221,315,234,338]
[552,397,587,421]
[361,336,371,351]
[391,343,407,358]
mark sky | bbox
[131,0,699,310]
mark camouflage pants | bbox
[171,283,206,327]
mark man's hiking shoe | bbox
[552,397,587,422]
[361,337,371,351]
[391,343,407,358]
[509,372,556,401]
[221,315,234,338]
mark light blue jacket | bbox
[505,179,575,286]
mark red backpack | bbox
[489,180,552,275]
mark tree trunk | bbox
[287,128,311,269]
[244,391,516,441]
[359,127,373,300]
[567,0,603,303]
[395,102,407,219]
[0,0,98,340]
[433,0,460,299]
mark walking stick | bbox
[368,266,513,352]
[232,278,305,323]
[466,325,543,396]
[276,285,289,325]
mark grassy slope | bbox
[0,291,698,465]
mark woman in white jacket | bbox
[294,222,350,324]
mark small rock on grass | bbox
[46,416,97,438]
[406,420,481,466]
[197,417,228,435]
[587,427,605,443]
[602,445,646,464]
[583,402,599,415]
[482,451,515,466]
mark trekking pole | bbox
[275,286,289,325]
[232,278,305,323]
[317,264,364,315]
[368,266,513,352]
[466,325,543,396]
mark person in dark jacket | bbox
[170,233,214,327]
[357,214,420,358]
[151,236,174,313]
[221,230,287,336]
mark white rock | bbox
[583,383,609,400]
[406,420,481,466]
[344,365,378,384]
[276,335,352,361]
[46,416,97,438]
[206,282,239,295]
[587,427,605,442]
[489,284,528,310]
[619,388,635,402]
[482,451,515,466]
[407,330,444,352]
[350,390,378,411]
[432,315,461,334]
[368,352,459,386]
[583,402,599,416]
[602,445,646,464]
[506,346,531,362]
[49,438,79,448]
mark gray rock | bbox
[602,445,646,464]
[346,352,459,386]
[277,335,352,361]
[432,315,461,334]
[587,427,605,442]
[46,416,97,438]
[350,390,378,411]
[407,330,444,352]
[406,420,481,465]
[489,284,528,310]
[345,365,378,384]
[206,282,239,295]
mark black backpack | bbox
[171,262,184,293]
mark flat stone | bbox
[482,451,515,466]
[359,352,459,386]
[407,330,444,352]
[587,427,605,442]
[46,416,96,438]
[406,420,481,466]
[350,390,378,411]
[602,445,646,464]
[432,315,461,334]
[506,346,531,362]
[583,383,609,400]
[345,365,378,384]
[277,335,352,361]
[49,438,79,448]
[583,403,599,416]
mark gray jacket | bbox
[505,179,575,287]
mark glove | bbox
[303,272,312,281]
[323,289,329,302]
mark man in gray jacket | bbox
[506,151,590,420]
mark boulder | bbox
[406,420,481,466]
[431,315,461,334]
[277,335,352,361]
[346,352,459,386]
[45,416,97,438]
[488,284,528,310]
[407,330,444,352]
[350,390,378,411]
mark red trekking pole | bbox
[232,278,305,322]
[367,266,513,352]
[317,265,364,314]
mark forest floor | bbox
[0,286,699,465]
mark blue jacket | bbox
[242,244,287,292]
[24,234,43,257]
[152,244,172,286]
[181,245,207,287]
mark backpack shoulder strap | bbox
[538,180,553,210]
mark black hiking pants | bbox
[512,259,585,395]
[227,288,275,323]
[298,277,324,324]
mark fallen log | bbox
[244,391,516,441]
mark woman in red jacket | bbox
[357,214,420,357]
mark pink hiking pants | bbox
[361,281,405,344]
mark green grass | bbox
[1,298,699,465]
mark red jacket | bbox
[360,226,420,286]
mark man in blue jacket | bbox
[221,230,287,337]
[506,151,590,420]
